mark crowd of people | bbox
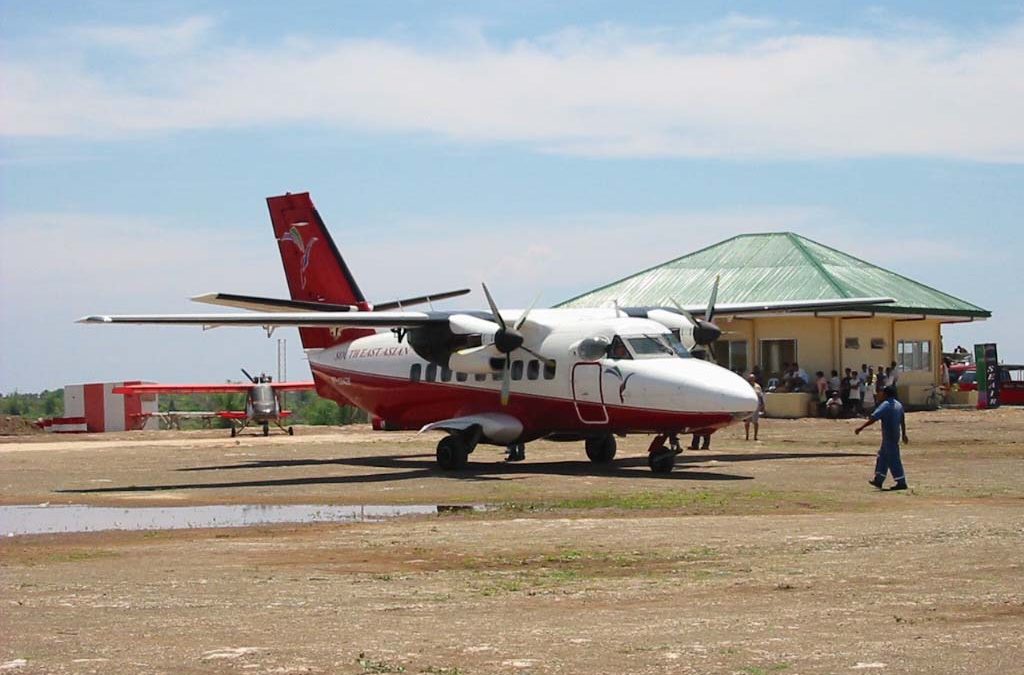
[743,361,902,419]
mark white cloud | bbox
[1,16,1023,160]
[70,16,217,57]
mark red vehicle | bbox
[949,363,1024,406]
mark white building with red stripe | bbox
[59,381,159,432]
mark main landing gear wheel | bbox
[262,422,270,437]
[287,426,294,436]
[230,427,237,438]
[436,436,469,471]
[585,435,617,464]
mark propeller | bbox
[241,368,257,384]
[671,274,723,361]
[480,284,551,405]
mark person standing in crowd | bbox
[829,369,841,395]
[856,385,909,490]
[815,371,829,414]
[840,368,852,409]
[847,368,862,415]
[862,367,877,414]
[744,373,765,441]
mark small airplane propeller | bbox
[480,283,552,405]
[671,274,723,361]
[241,368,257,384]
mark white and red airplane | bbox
[113,370,315,437]
[80,193,894,473]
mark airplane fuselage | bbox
[308,309,758,444]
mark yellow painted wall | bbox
[713,315,946,406]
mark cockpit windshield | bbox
[606,334,691,360]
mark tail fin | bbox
[267,192,373,350]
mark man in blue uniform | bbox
[855,385,909,490]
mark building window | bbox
[410,364,421,382]
[871,338,885,350]
[425,363,437,382]
[897,340,931,372]
[760,339,797,379]
[713,340,748,373]
[527,360,540,380]
[844,337,860,350]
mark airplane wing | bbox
[660,296,896,317]
[191,288,472,313]
[419,412,523,444]
[270,381,316,392]
[216,411,249,420]
[113,383,253,395]
[78,310,445,328]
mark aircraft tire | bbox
[262,422,270,437]
[585,435,617,464]
[648,449,675,474]
[230,427,237,438]
[437,436,469,470]
[287,426,294,436]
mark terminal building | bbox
[559,232,990,411]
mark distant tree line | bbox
[0,388,367,427]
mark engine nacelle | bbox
[447,345,502,374]
[407,324,480,367]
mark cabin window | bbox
[441,366,453,382]
[511,360,524,380]
[897,340,932,372]
[456,371,468,382]
[425,363,437,382]
[527,360,540,380]
[544,361,557,380]
[475,373,487,382]
[410,363,421,382]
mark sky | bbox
[2,1,1023,392]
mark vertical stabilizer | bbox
[267,192,372,350]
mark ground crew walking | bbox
[855,385,909,490]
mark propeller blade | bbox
[481,283,506,330]
[241,368,256,384]
[514,291,542,331]
[669,298,698,325]
[500,356,512,406]
[705,274,720,322]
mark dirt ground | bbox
[1,409,1022,674]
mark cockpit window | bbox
[607,335,632,360]
[621,334,691,359]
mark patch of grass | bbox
[45,549,118,564]
[357,652,405,673]
[742,663,790,675]
[502,489,833,514]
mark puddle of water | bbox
[0,503,484,537]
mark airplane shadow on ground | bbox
[55,452,766,495]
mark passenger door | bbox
[572,362,609,424]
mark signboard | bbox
[974,343,1000,409]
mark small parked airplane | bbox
[113,370,314,437]
[81,193,894,473]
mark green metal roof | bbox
[558,232,990,318]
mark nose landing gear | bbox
[647,433,682,474]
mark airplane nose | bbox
[719,376,759,417]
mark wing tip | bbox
[76,315,112,324]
